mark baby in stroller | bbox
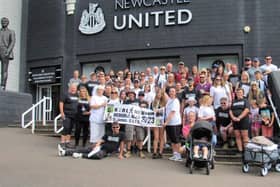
[193,136,209,160]
[188,121,214,175]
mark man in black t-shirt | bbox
[215,97,234,148]
[86,72,99,96]
[59,84,79,148]
[58,122,125,159]
[229,64,240,91]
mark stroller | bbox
[187,121,215,175]
[242,136,280,176]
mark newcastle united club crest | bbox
[79,3,106,35]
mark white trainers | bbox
[72,152,83,159]
[58,144,66,156]
[168,154,177,161]
[174,154,183,162]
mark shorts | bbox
[233,117,249,130]
[166,125,181,144]
[125,124,145,141]
[62,117,76,135]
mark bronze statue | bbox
[0,17,16,90]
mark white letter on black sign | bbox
[114,15,127,30]
[178,9,192,24]
[165,10,176,25]
[150,11,164,27]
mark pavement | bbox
[0,127,279,187]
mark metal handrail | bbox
[267,93,280,128]
[54,114,64,134]
[21,97,52,134]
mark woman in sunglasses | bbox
[210,75,232,110]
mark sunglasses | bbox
[111,92,118,94]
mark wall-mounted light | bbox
[65,0,77,15]
[243,26,251,33]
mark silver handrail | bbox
[267,93,280,128]
[21,97,52,134]
[54,114,64,133]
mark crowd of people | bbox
[57,55,279,162]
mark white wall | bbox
[0,0,22,91]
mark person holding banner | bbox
[90,85,108,144]
[124,91,146,159]
[164,87,183,162]
[151,88,168,159]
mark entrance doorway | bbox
[36,84,60,121]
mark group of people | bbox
[57,55,278,162]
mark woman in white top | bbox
[163,87,183,161]
[89,85,108,143]
[108,87,120,105]
[210,75,231,109]
[143,84,155,107]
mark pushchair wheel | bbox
[275,163,280,172]
[206,162,210,175]
[260,167,268,176]
[189,161,194,174]
[242,164,249,173]
[266,163,272,170]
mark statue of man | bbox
[0,17,16,90]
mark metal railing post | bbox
[32,106,36,134]
[42,97,46,126]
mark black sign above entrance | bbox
[30,66,58,84]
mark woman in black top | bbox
[75,86,90,147]
[229,88,250,153]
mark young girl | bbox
[250,100,261,137]
[183,97,198,126]
[198,95,217,146]
[259,99,275,138]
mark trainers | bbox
[58,144,66,156]
[72,152,83,159]
[139,151,146,159]
[193,154,199,159]
[174,156,184,162]
[168,154,177,161]
[124,151,132,158]
[152,153,157,159]
[157,153,163,159]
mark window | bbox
[82,62,111,78]
[198,55,238,69]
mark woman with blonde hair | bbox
[198,95,217,146]
[236,71,251,97]
[151,88,168,159]
[248,81,265,106]
[210,75,231,109]
[75,86,91,147]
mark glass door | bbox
[36,85,52,121]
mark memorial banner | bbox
[104,104,164,127]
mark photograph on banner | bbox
[104,104,162,127]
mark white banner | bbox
[103,104,164,127]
